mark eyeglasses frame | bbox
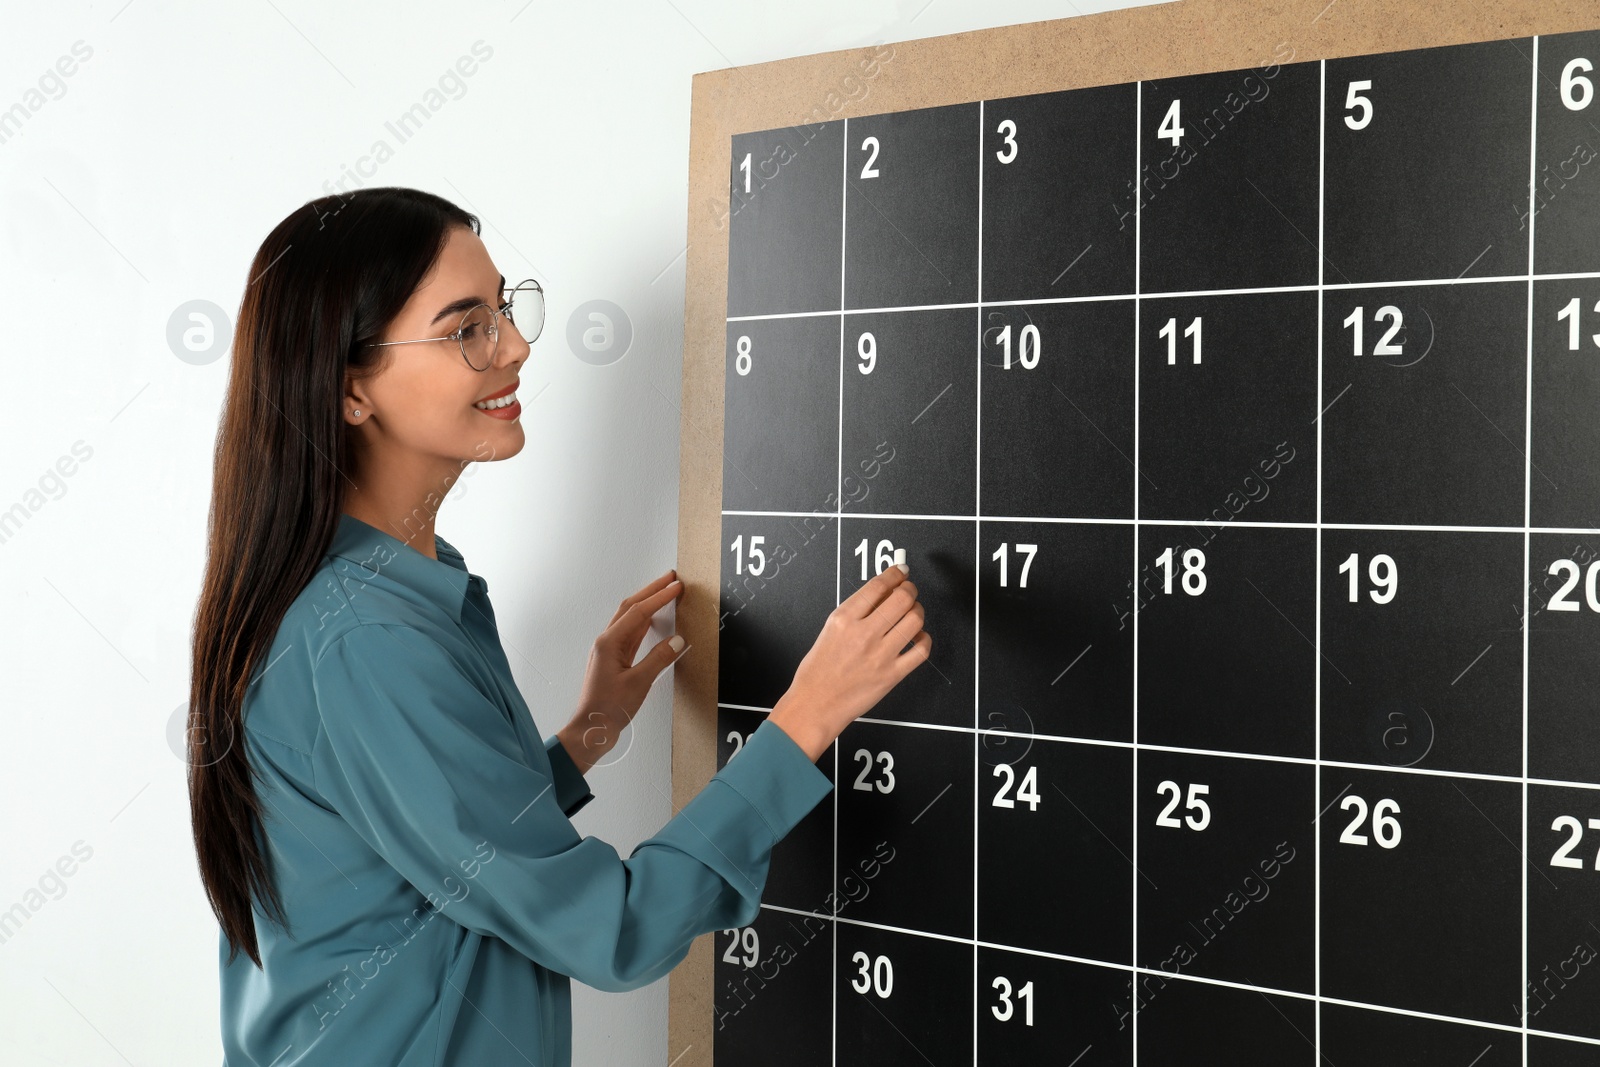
[362,277,545,371]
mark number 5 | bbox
[1345,80,1374,130]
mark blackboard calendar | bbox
[712,28,1600,1066]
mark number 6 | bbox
[1562,58,1595,111]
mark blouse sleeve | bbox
[309,621,832,993]
[543,733,596,816]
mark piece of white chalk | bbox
[893,548,907,567]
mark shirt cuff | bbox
[544,734,596,816]
[709,717,833,845]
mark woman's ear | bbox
[344,377,373,424]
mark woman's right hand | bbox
[767,562,930,762]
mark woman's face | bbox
[347,225,531,468]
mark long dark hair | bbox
[189,187,478,966]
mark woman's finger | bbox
[608,568,679,626]
[601,579,684,655]
[840,562,910,621]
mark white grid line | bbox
[1315,56,1327,1063]
[725,270,1600,322]
[1131,76,1143,1065]
[1520,36,1540,1065]
[832,114,848,1067]
[973,98,984,1065]
[723,510,1598,536]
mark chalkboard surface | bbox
[710,28,1600,1065]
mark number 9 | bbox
[857,332,877,375]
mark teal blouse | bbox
[219,512,833,1065]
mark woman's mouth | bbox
[473,390,520,420]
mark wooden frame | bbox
[668,1,1598,1061]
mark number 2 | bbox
[860,135,880,178]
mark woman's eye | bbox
[460,324,479,339]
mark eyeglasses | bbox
[364,278,545,372]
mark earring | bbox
[353,409,361,417]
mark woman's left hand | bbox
[559,569,685,774]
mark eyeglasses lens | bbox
[508,284,545,345]
[459,305,496,371]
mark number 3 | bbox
[995,119,1019,164]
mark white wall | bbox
[0,1,1164,1062]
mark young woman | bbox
[188,186,930,1066]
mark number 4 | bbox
[1157,99,1184,146]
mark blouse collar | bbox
[326,511,472,623]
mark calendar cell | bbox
[1136,524,1316,759]
[976,948,1131,1065]
[835,720,975,939]
[1136,751,1314,993]
[1527,784,1600,1041]
[981,83,1138,301]
[1529,1034,1600,1065]
[1319,767,1521,1025]
[977,518,1133,744]
[1528,533,1600,784]
[1533,31,1600,276]
[712,907,834,1066]
[1139,56,1321,293]
[1321,281,1528,527]
[836,923,974,1066]
[840,516,975,729]
[722,316,843,513]
[717,514,838,710]
[845,103,980,311]
[1133,977,1315,1066]
[1320,1002,1518,1065]
[1138,291,1319,523]
[840,307,978,518]
[719,708,835,912]
[1324,39,1533,284]
[978,300,1136,520]
[728,122,845,317]
[1319,528,1525,778]
[977,736,1133,963]
[1532,278,1600,529]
